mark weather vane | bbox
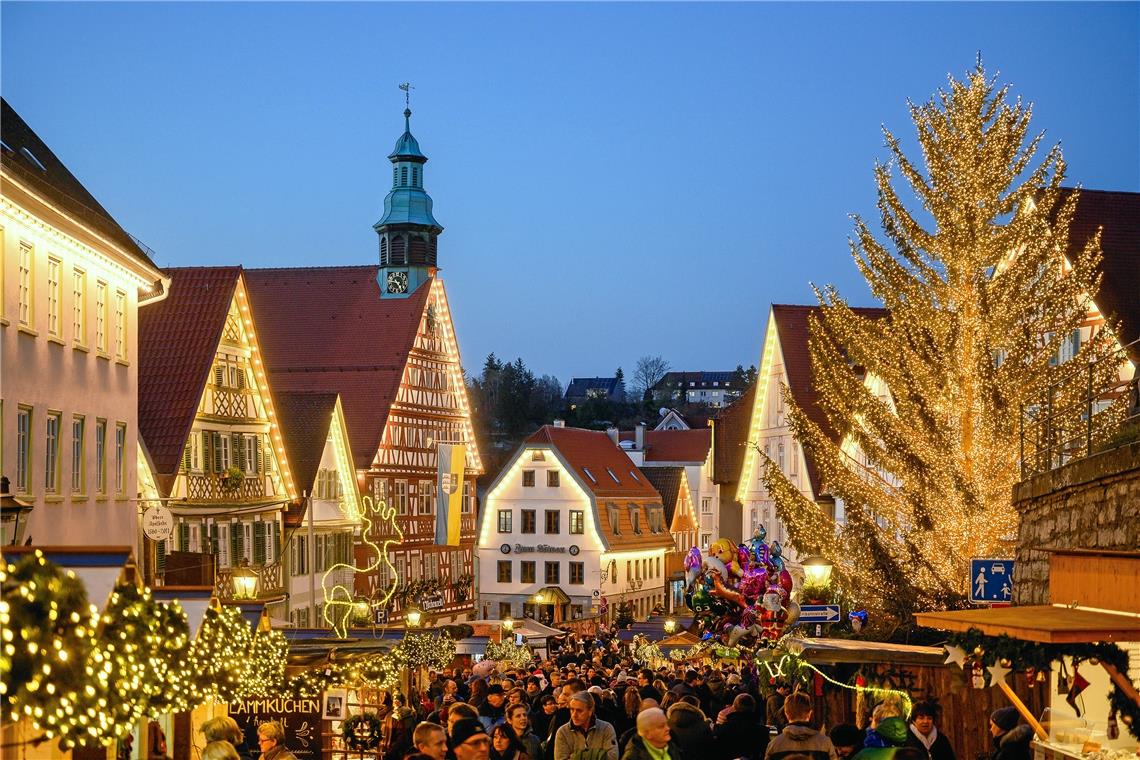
[398,82,414,108]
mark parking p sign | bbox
[970,558,1015,604]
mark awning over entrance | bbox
[914,605,1140,644]
[532,586,571,605]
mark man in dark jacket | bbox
[764,693,838,760]
[988,708,1032,760]
[713,694,769,760]
[621,708,682,760]
[638,671,663,703]
[903,702,954,760]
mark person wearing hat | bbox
[481,685,509,730]
[553,692,618,760]
[451,719,493,760]
[988,708,1032,760]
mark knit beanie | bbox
[449,719,487,749]
[990,707,1019,732]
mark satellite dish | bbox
[658,408,669,417]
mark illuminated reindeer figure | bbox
[322,494,403,638]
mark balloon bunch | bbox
[683,527,801,647]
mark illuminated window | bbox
[18,241,33,326]
[569,562,584,584]
[569,510,584,534]
[521,509,536,534]
[115,291,127,360]
[394,480,408,515]
[71,416,85,493]
[95,281,108,353]
[522,469,535,487]
[463,480,473,514]
[47,257,61,337]
[521,561,536,583]
[95,419,107,494]
[498,510,513,533]
[115,423,127,495]
[45,412,61,493]
[497,560,512,584]
[531,450,545,462]
[419,479,435,514]
[16,407,31,493]
[547,470,559,487]
[72,269,86,345]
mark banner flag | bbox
[435,443,465,546]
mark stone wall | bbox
[1011,441,1140,605]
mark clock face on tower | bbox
[386,271,409,294]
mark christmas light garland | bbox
[485,640,533,669]
[242,628,289,696]
[343,712,383,751]
[188,605,254,704]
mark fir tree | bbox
[762,62,1116,625]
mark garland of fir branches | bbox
[342,712,383,751]
[946,628,1139,740]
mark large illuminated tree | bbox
[763,62,1114,625]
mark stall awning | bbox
[915,605,1140,644]
[533,586,571,605]
[785,637,945,666]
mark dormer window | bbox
[606,502,621,535]
[531,450,545,462]
[630,505,642,535]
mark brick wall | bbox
[1011,441,1140,605]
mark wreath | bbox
[343,712,383,751]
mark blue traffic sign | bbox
[970,558,1015,603]
[798,604,841,624]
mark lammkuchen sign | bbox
[232,696,322,760]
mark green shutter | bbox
[272,521,281,564]
[213,432,223,473]
[182,441,192,472]
[210,521,219,555]
[255,435,264,474]
[178,521,190,552]
[156,540,166,576]
[202,431,211,473]
[253,521,266,565]
[230,521,240,562]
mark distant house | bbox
[650,371,739,408]
[564,376,624,407]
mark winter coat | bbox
[764,723,839,760]
[621,734,684,760]
[713,710,770,760]
[904,727,955,760]
[553,719,619,760]
[989,726,1033,760]
[764,696,787,731]
[666,702,714,760]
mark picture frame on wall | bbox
[322,689,348,720]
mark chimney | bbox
[553,419,566,428]
[606,426,619,446]
[635,423,645,451]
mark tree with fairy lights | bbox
[763,61,1119,627]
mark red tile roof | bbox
[1056,188,1140,360]
[138,267,241,494]
[643,429,711,463]
[243,267,430,471]
[772,304,888,497]
[638,466,686,526]
[274,391,339,527]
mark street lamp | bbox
[353,599,371,626]
[801,555,834,587]
[502,616,514,633]
[231,561,260,600]
[405,604,423,628]
[663,617,677,634]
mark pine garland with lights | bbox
[1,553,97,743]
[188,605,253,703]
[485,640,533,669]
[399,632,455,671]
[762,61,1121,626]
[344,650,402,690]
[145,601,195,713]
[241,628,289,697]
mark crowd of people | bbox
[189,637,1034,760]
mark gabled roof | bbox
[644,429,711,463]
[713,385,755,487]
[243,266,431,470]
[526,426,659,499]
[1056,188,1140,360]
[771,304,889,496]
[274,391,338,521]
[0,98,159,275]
[138,267,241,491]
[638,467,686,526]
[564,377,620,398]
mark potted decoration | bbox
[223,466,245,491]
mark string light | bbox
[485,640,532,669]
[241,628,289,696]
[756,61,1120,624]
[323,494,403,638]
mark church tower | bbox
[375,107,443,298]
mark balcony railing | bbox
[186,473,266,501]
[215,561,284,600]
[205,386,256,419]
[1020,337,1139,479]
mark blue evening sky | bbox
[3,2,1137,387]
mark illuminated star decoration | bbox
[322,495,403,638]
[944,645,967,668]
[987,661,1012,685]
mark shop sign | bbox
[231,696,322,760]
[141,505,174,542]
[502,543,575,554]
[422,592,444,611]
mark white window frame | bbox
[45,412,61,494]
[95,281,108,353]
[115,423,126,495]
[18,241,33,327]
[47,257,61,337]
[16,407,32,493]
[95,419,107,494]
[71,416,85,493]
[114,290,127,360]
[73,268,86,346]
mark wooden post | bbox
[996,678,1048,740]
[1101,661,1140,708]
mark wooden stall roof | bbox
[785,637,945,666]
[659,630,701,648]
[915,605,1140,644]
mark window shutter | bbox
[272,521,281,564]
[253,521,266,565]
[202,431,211,473]
[212,432,223,473]
[199,518,209,552]
[230,521,241,562]
[182,441,192,471]
[232,433,244,471]
[156,540,166,576]
[210,521,219,555]
[179,521,190,552]
[256,437,265,474]
[214,365,225,387]
[237,367,246,389]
